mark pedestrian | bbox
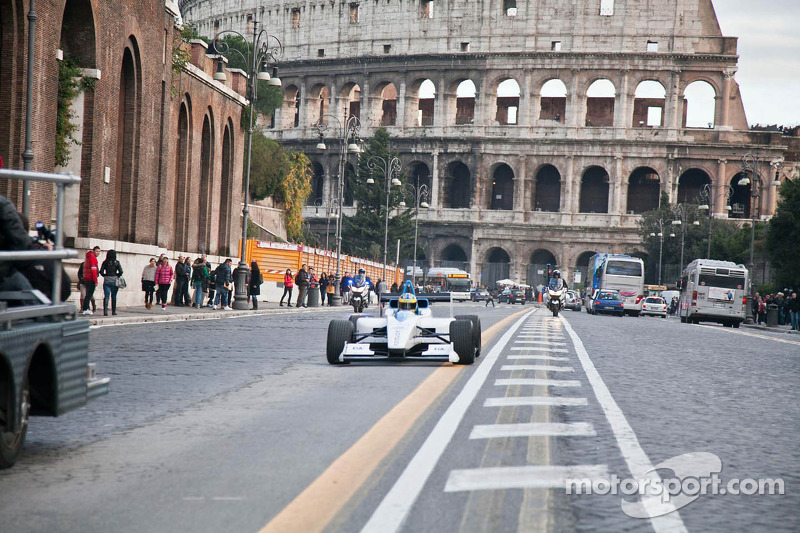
[173,255,187,306]
[279,268,294,306]
[341,272,352,303]
[141,257,157,309]
[486,287,496,307]
[326,276,336,305]
[77,258,97,313]
[155,256,174,310]
[81,246,100,315]
[248,260,263,310]
[213,258,233,310]
[205,258,215,307]
[295,264,309,308]
[757,295,767,325]
[191,257,208,308]
[182,256,193,306]
[99,249,123,316]
[319,272,329,306]
[304,266,317,306]
[390,281,399,293]
[788,292,800,331]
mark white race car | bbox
[326,281,481,365]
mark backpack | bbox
[77,262,84,285]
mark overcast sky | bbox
[712,0,800,126]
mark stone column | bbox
[567,70,581,128]
[520,70,532,127]
[397,79,407,131]
[297,77,308,129]
[714,159,728,216]
[514,156,526,213]
[666,70,682,131]
[614,70,630,131]
[720,71,735,128]
[430,149,440,210]
[360,78,370,130]
[435,74,446,133]
[565,156,577,213]
[614,156,625,215]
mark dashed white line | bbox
[507,355,570,361]
[483,396,588,407]
[514,339,568,344]
[444,465,608,492]
[510,347,569,352]
[495,378,581,387]
[500,364,574,372]
[470,422,596,439]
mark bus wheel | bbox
[680,316,686,323]
[733,322,741,329]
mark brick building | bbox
[182,0,799,288]
[0,0,247,261]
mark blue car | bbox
[591,290,625,317]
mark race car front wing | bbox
[339,341,459,363]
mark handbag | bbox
[116,276,128,289]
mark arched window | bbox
[683,81,716,128]
[633,80,666,127]
[586,79,616,127]
[418,79,436,126]
[445,161,471,208]
[496,79,520,125]
[282,85,300,129]
[441,244,468,270]
[407,162,431,191]
[491,164,514,210]
[677,169,711,204]
[483,248,511,287]
[540,79,566,123]
[218,122,233,256]
[579,166,610,213]
[115,41,141,242]
[308,161,325,205]
[173,100,191,250]
[534,165,561,212]
[375,82,397,126]
[341,83,361,120]
[308,84,330,125]
[626,167,660,214]
[527,249,557,286]
[455,80,476,124]
[729,173,752,219]
[198,113,214,251]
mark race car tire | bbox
[450,319,475,365]
[0,374,29,469]
[455,315,482,357]
[348,314,363,335]
[327,320,354,365]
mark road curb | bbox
[742,323,799,335]
[87,304,339,327]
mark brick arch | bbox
[173,95,192,250]
[443,160,472,208]
[197,108,215,252]
[59,0,96,68]
[533,163,561,212]
[371,80,398,126]
[579,165,610,213]
[115,36,143,242]
[339,81,361,120]
[626,167,661,214]
[217,119,234,256]
[307,83,330,126]
[282,84,300,129]
[489,161,515,210]
[407,77,436,126]
[482,246,512,287]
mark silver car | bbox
[565,290,581,311]
[641,296,668,317]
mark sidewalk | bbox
[85,299,337,327]
[742,322,799,335]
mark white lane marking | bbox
[510,347,569,352]
[495,378,581,387]
[360,310,536,533]
[514,340,568,345]
[560,316,687,532]
[444,465,608,492]
[697,324,800,346]
[508,355,570,361]
[500,364,574,372]
[183,497,205,501]
[470,422,596,439]
[484,396,588,407]
[212,496,245,501]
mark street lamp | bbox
[648,218,673,286]
[671,203,700,275]
[400,181,430,281]
[212,20,282,310]
[366,155,402,282]
[313,196,339,251]
[697,182,733,258]
[315,114,361,304]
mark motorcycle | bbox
[546,287,565,317]
[351,285,368,313]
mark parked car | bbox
[565,290,581,311]
[503,288,526,304]
[590,290,625,316]
[641,296,668,318]
[471,288,490,302]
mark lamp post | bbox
[366,155,402,282]
[313,196,339,252]
[697,182,733,258]
[399,181,430,280]
[212,21,283,310]
[671,203,698,275]
[21,0,37,216]
[648,218,674,286]
[315,115,361,305]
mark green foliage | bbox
[213,35,282,118]
[55,59,84,168]
[767,178,800,288]
[282,152,313,242]
[247,219,260,239]
[248,130,289,201]
[171,24,199,76]
[341,129,416,262]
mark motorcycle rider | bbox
[548,270,568,292]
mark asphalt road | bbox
[0,302,797,532]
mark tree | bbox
[767,178,800,289]
[248,130,288,201]
[341,129,416,262]
[281,152,313,242]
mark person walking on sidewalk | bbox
[81,246,100,315]
[319,272,329,306]
[295,264,309,308]
[99,249,123,316]
[248,261,263,309]
[279,268,293,306]
[77,259,96,313]
[303,266,317,306]
[141,257,157,309]
[486,287,496,307]
[204,258,215,307]
[182,257,193,306]
[213,259,233,310]
[173,255,188,306]
[191,257,208,308]
[788,292,800,331]
[155,256,174,310]
[326,275,336,305]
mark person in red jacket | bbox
[81,246,101,315]
[279,268,293,306]
[155,256,174,310]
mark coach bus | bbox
[425,268,472,301]
[678,259,748,327]
[586,254,646,316]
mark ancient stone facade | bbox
[182,0,795,286]
[0,0,246,258]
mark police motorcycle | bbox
[350,268,370,313]
[545,270,567,317]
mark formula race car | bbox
[326,281,481,365]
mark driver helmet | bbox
[398,292,417,311]
[358,268,366,274]
[553,270,561,278]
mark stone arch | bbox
[343,161,356,206]
[308,161,325,205]
[115,37,142,243]
[282,84,300,129]
[198,110,214,251]
[683,81,716,128]
[626,167,660,214]
[174,97,191,250]
[407,161,431,191]
[490,163,514,210]
[575,250,597,287]
[483,247,511,287]
[413,78,436,126]
[729,172,752,219]
[579,166,610,213]
[340,82,361,120]
[444,161,471,208]
[539,79,567,123]
[633,80,666,127]
[217,120,234,256]
[307,83,330,126]
[60,0,96,67]
[585,79,616,127]
[455,79,476,124]
[527,248,558,286]
[533,164,561,212]
[441,243,468,269]
[373,81,397,126]
[677,169,712,204]
[495,78,521,125]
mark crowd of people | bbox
[753,291,800,329]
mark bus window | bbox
[698,274,744,289]
[606,261,643,276]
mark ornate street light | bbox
[366,155,402,282]
[313,196,340,252]
[315,114,361,304]
[697,182,733,258]
[400,181,430,281]
[648,217,673,286]
[211,20,283,310]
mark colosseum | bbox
[180,0,793,287]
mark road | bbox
[0,302,797,532]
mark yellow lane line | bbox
[259,309,529,533]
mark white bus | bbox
[425,268,472,301]
[587,254,645,316]
[678,259,748,327]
